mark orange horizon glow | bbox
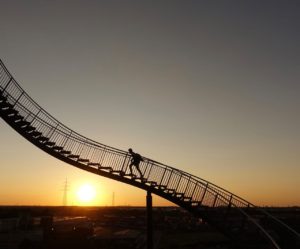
[0,171,298,207]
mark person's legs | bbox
[129,163,133,175]
[137,166,143,178]
[129,163,143,179]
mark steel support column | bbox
[147,190,153,249]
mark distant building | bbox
[0,218,18,232]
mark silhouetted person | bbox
[128,148,144,179]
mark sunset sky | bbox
[0,1,299,207]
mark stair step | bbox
[158,185,167,189]
[132,176,146,181]
[0,98,6,104]
[175,193,184,197]
[12,114,23,122]
[53,146,63,151]
[0,94,6,102]
[37,136,49,142]
[0,102,13,109]
[24,126,36,132]
[45,141,55,147]
[124,173,135,177]
[31,131,42,137]
[124,174,147,181]
[3,109,18,116]
[18,120,30,127]
[60,150,71,155]
[191,201,201,207]
[111,170,122,174]
[183,197,192,201]
[68,154,80,159]
[78,158,89,163]
[146,181,157,186]
[165,189,175,194]
[99,166,112,171]
[88,162,100,166]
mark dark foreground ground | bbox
[0,206,299,249]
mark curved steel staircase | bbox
[0,59,299,249]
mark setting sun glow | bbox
[77,184,96,203]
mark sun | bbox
[77,184,96,203]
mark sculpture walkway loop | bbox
[0,59,299,249]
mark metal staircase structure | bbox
[0,59,299,249]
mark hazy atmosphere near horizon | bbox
[0,0,299,207]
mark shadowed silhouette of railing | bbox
[0,59,299,249]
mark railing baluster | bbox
[183,176,191,196]
[165,169,173,188]
[61,130,72,147]
[145,162,153,180]
[2,76,12,91]
[12,91,24,107]
[46,122,60,141]
[120,154,129,174]
[175,174,182,192]
[99,147,107,166]
[212,194,218,207]
[190,182,197,201]
[199,183,208,205]
[159,167,167,186]
[29,108,42,124]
